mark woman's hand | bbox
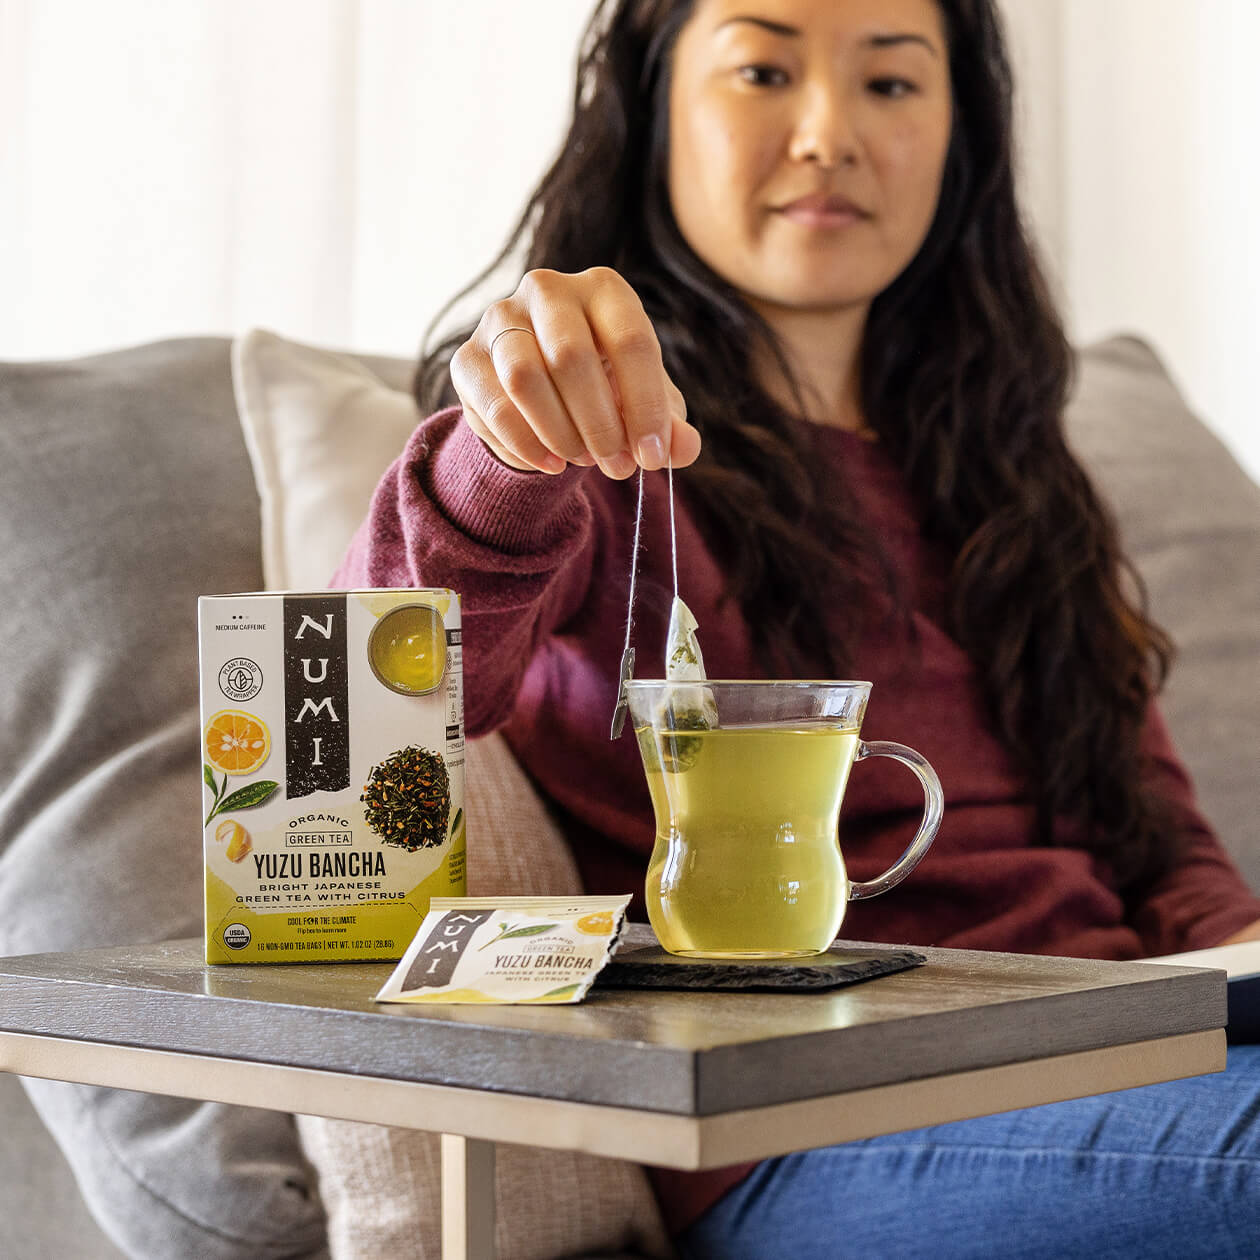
[450,267,701,478]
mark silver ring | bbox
[489,325,536,356]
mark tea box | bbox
[198,589,464,963]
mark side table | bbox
[0,937,1226,1259]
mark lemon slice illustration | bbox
[204,709,271,776]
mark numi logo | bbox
[401,910,496,990]
[283,596,349,797]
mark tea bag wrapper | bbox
[376,895,632,1004]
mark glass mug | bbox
[626,680,943,959]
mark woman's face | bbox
[667,0,953,320]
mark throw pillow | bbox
[231,327,420,589]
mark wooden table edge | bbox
[0,1026,1224,1170]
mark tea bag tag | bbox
[609,645,635,740]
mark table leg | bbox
[441,1133,496,1259]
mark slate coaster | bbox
[597,942,927,993]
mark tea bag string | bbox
[609,469,644,739]
[667,459,679,601]
[610,460,678,739]
[622,466,647,655]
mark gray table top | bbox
[0,934,1224,1116]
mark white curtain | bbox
[1003,0,1259,480]
[2,0,1256,479]
[0,0,592,359]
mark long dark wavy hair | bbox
[416,0,1177,894]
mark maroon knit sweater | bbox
[336,406,1260,1234]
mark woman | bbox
[340,0,1260,1254]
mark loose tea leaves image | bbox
[361,745,451,851]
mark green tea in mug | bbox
[638,723,860,958]
[626,680,943,959]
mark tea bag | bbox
[665,596,706,679]
[664,595,718,723]
[659,593,716,772]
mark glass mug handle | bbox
[847,740,944,901]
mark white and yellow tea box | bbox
[198,589,465,964]
[376,896,632,1004]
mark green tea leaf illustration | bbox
[500,923,556,941]
[478,922,558,950]
[218,780,281,812]
[203,768,232,826]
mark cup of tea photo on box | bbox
[198,589,465,963]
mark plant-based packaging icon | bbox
[375,896,633,1004]
[198,589,464,964]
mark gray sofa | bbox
[1,334,1258,1258]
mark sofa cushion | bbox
[1062,336,1260,887]
[0,338,328,1258]
[0,1073,127,1259]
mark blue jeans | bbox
[677,1045,1260,1259]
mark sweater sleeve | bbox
[333,406,600,736]
[1127,703,1260,954]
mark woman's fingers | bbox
[585,274,675,472]
[668,411,702,468]
[452,267,700,477]
[465,413,532,472]
[663,379,696,467]
[451,338,564,474]
[485,319,590,468]
[522,280,627,474]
